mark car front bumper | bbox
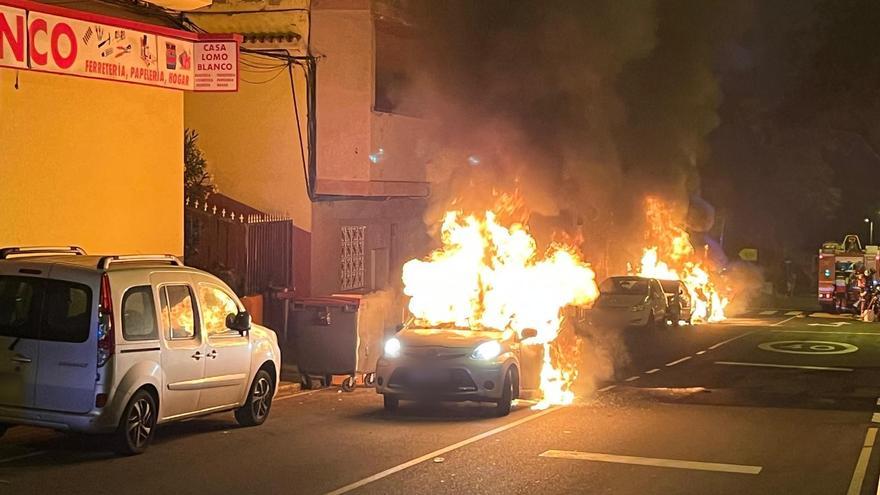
[375,354,509,402]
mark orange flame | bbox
[637,198,727,323]
[402,205,599,408]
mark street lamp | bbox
[865,217,874,245]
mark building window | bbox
[340,226,366,291]
[374,19,417,115]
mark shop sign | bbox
[0,1,238,92]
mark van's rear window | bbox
[0,276,92,343]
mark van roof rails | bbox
[0,246,87,259]
[98,255,183,270]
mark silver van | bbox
[0,246,281,454]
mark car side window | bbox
[159,285,198,341]
[198,285,241,338]
[122,286,158,341]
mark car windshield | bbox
[599,278,649,295]
[409,320,501,332]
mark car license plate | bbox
[410,368,447,383]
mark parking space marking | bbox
[695,350,706,355]
[539,450,762,475]
[714,361,853,372]
[666,356,692,367]
[771,315,801,327]
[708,331,755,349]
[645,368,660,374]
[0,450,48,465]
[785,311,803,316]
[847,428,877,495]
[597,385,617,392]
[872,413,880,423]
[274,388,326,402]
[324,407,561,495]
[773,329,880,336]
[625,376,640,382]
[759,310,778,316]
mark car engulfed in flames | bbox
[636,197,728,324]
[388,207,599,410]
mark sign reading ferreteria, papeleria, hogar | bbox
[0,0,241,92]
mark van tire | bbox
[235,369,274,427]
[115,389,157,455]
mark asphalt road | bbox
[2,310,880,494]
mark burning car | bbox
[375,323,542,416]
[591,276,669,328]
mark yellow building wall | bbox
[0,68,183,255]
[183,55,312,232]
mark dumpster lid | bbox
[295,295,361,308]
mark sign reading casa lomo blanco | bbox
[0,1,238,92]
[195,40,239,92]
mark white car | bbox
[375,324,542,416]
[0,246,281,454]
[591,276,669,328]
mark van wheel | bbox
[383,395,399,412]
[115,389,157,455]
[235,370,274,427]
[495,369,514,417]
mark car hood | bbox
[597,294,646,309]
[396,327,508,348]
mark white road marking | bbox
[785,311,803,316]
[324,407,561,495]
[714,361,853,372]
[645,368,660,374]
[625,375,640,382]
[876,398,880,406]
[666,356,692,367]
[773,329,880,336]
[847,428,877,495]
[872,413,880,423]
[274,388,326,402]
[771,315,801,327]
[708,331,755,349]
[808,322,852,328]
[0,450,48,464]
[696,350,707,355]
[597,385,617,392]
[759,310,778,315]
[539,450,762,475]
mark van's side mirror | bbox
[521,328,538,339]
[226,311,252,334]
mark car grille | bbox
[403,347,468,360]
[387,367,478,393]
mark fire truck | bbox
[817,234,879,313]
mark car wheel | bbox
[115,389,157,456]
[383,395,399,412]
[495,369,514,417]
[235,369,274,427]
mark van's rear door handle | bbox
[191,351,202,360]
[11,354,32,364]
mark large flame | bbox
[402,207,599,408]
[637,198,727,323]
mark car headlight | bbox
[384,337,402,358]
[471,341,502,360]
